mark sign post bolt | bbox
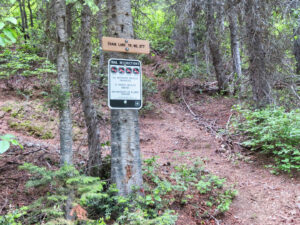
[125,47,129,51]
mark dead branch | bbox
[22,148,46,156]
[181,91,221,139]
[226,113,234,130]
[290,85,300,102]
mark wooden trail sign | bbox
[102,36,150,54]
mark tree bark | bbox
[98,0,105,76]
[228,0,242,93]
[22,0,28,31]
[294,25,300,74]
[55,0,73,166]
[187,0,199,74]
[206,0,228,92]
[27,0,34,28]
[78,4,102,177]
[107,0,143,196]
[55,0,73,220]
[245,0,272,108]
[66,3,73,40]
[18,0,27,40]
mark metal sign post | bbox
[108,58,142,109]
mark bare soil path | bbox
[0,76,299,225]
[139,93,300,225]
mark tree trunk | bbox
[206,0,228,92]
[55,0,73,220]
[22,0,28,31]
[245,0,272,108]
[78,5,102,177]
[27,0,34,28]
[45,0,51,39]
[55,0,73,166]
[18,0,27,40]
[228,0,242,93]
[66,3,73,40]
[294,25,300,74]
[98,0,105,76]
[187,0,198,75]
[107,0,143,196]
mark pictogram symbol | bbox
[126,67,132,74]
[111,66,117,73]
[133,68,139,74]
[119,67,125,74]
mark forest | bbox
[0,0,299,224]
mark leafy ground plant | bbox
[2,157,236,225]
[0,48,56,79]
[232,105,300,173]
[0,134,22,154]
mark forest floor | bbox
[0,60,299,225]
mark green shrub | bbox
[0,209,25,225]
[5,156,236,224]
[18,163,105,224]
[0,16,18,47]
[232,106,300,173]
[132,2,175,52]
[141,75,157,113]
[138,157,236,217]
[156,63,198,82]
[0,48,56,79]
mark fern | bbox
[18,163,104,223]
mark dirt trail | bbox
[140,97,300,225]
[1,81,300,224]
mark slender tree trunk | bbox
[294,25,300,74]
[78,4,102,177]
[107,0,143,196]
[187,0,198,75]
[55,0,73,219]
[228,0,242,93]
[245,0,272,108]
[55,0,73,166]
[27,0,34,28]
[45,0,51,38]
[98,0,105,77]
[22,0,28,30]
[206,0,228,92]
[18,0,26,39]
[66,3,73,40]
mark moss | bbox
[8,120,18,128]
[41,131,54,139]
[161,89,178,104]
[4,100,56,140]
[8,119,54,139]
[1,105,13,113]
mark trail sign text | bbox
[108,58,142,109]
[102,37,150,54]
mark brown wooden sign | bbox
[102,37,150,54]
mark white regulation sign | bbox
[108,58,142,109]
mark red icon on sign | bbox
[111,66,117,73]
[126,67,132,74]
[119,67,125,74]
[133,68,139,74]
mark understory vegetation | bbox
[0,158,236,225]
[1,0,300,224]
[232,106,300,173]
